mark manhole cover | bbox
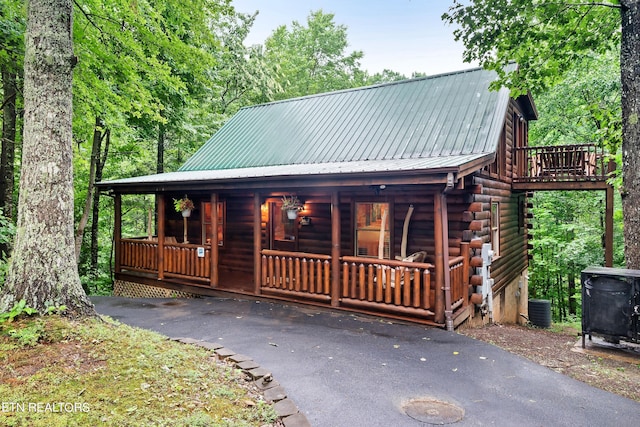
[402,398,464,425]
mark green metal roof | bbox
[179,66,515,173]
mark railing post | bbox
[211,193,219,287]
[254,192,262,294]
[157,194,165,280]
[114,193,121,275]
[331,191,341,307]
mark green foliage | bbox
[0,317,278,425]
[6,319,44,346]
[173,196,195,212]
[442,0,621,96]
[0,208,15,287]
[0,0,25,74]
[0,299,38,323]
[264,10,369,100]
[528,50,622,154]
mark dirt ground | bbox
[458,323,640,403]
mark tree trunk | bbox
[1,69,17,216]
[74,117,106,263]
[0,0,95,316]
[567,267,577,316]
[157,122,165,174]
[621,1,640,269]
[90,128,110,275]
[0,69,17,257]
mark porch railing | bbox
[119,238,210,283]
[340,256,434,310]
[514,144,608,182]
[163,243,211,282]
[121,240,470,324]
[120,238,158,274]
[449,255,469,311]
[261,250,331,298]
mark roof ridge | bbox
[240,66,489,110]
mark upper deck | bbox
[512,144,613,191]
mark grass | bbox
[0,315,278,426]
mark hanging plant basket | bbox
[173,196,195,216]
[173,195,195,243]
[281,195,302,220]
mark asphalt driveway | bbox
[92,295,638,426]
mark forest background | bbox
[0,0,625,322]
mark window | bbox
[202,201,225,246]
[490,202,500,256]
[355,202,390,259]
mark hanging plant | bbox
[173,196,195,213]
[281,195,303,211]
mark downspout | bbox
[442,173,455,331]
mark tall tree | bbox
[0,0,95,315]
[0,0,25,229]
[443,0,640,269]
[264,10,367,99]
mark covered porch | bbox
[111,187,474,329]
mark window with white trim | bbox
[490,202,500,256]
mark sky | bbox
[231,0,475,77]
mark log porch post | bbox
[114,193,121,274]
[157,194,165,280]
[211,193,219,287]
[440,192,453,330]
[433,193,445,324]
[254,192,262,295]
[330,190,341,307]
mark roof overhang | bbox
[97,154,494,194]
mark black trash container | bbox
[581,267,640,347]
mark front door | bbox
[270,201,298,252]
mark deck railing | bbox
[261,250,332,297]
[340,256,434,311]
[121,241,470,324]
[163,243,211,282]
[120,238,158,274]
[449,255,469,311]
[514,144,608,182]
[119,238,210,283]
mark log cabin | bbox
[97,66,614,329]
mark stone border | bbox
[172,337,311,427]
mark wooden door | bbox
[270,201,298,252]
